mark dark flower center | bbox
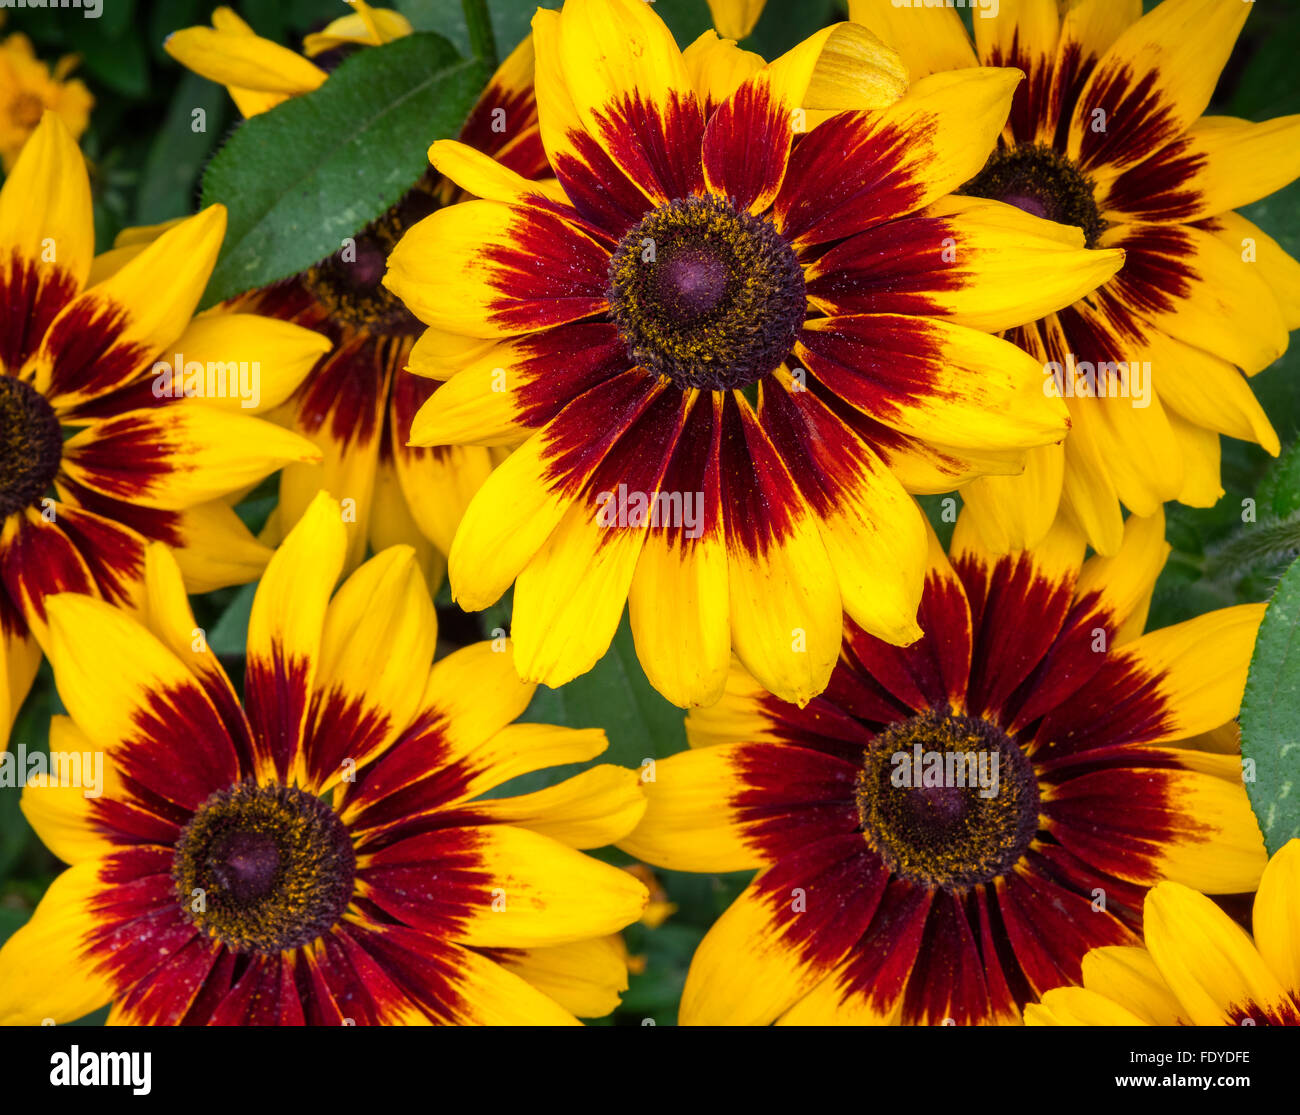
[608,195,806,392]
[303,180,437,336]
[173,782,355,954]
[855,710,1039,890]
[0,375,62,519]
[961,144,1107,248]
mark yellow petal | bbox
[846,0,977,80]
[1117,604,1265,743]
[166,311,331,414]
[618,743,769,873]
[0,111,92,296]
[1253,839,1300,997]
[1023,986,1150,1026]
[1081,945,1189,1025]
[164,25,326,98]
[1145,880,1294,1026]
[468,764,646,849]
[493,936,629,1019]
[706,0,765,40]
[448,428,572,611]
[0,859,116,1024]
[1074,506,1169,643]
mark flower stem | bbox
[1203,511,1300,585]
[461,0,497,70]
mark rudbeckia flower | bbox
[0,493,649,1025]
[619,508,1268,1024]
[0,113,327,745]
[385,0,1125,709]
[850,0,1300,555]
[165,5,547,579]
[0,31,92,170]
[1027,839,1300,1025]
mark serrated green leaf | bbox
[1258,442,1300,521]
[1241,556,1300,855]
[199,33,489,307]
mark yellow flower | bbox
[384,0,1125,709]
[850,0,1300,555]
[0,494,649,1025]
[0,32,92,170]
[0,114,329,747]
[163,2,410,118]
[1027,839,1300,1025]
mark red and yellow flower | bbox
[0,113,327,745]
[621,508,1267,1024]
[385,0,1126,709]
[0,493,648,1025]
[850,0,1300,554]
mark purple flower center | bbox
[0,375,61,519]
[962,144,1106,248]
[608,194,806,392]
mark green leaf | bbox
[199,33,489,307]
[396,0,559,59]
[1241,556,1300,855]
[134,71,230,225]
[501,613,688,796]
[76,29,150,98]
[207,580,259,658]
[917,492,960,550]
[1259,442,1300,521]
[0,674,53,883]
[1227,12,1300,121]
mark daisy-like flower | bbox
[850,0,1300,555]
[1027,839,1300,1026]
[0,493,649,1025]
[385,0,1125,709]
[619,508,1268,1025]
[164,5,547,577]
[0,113,328,744]
[0,31,92,169]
